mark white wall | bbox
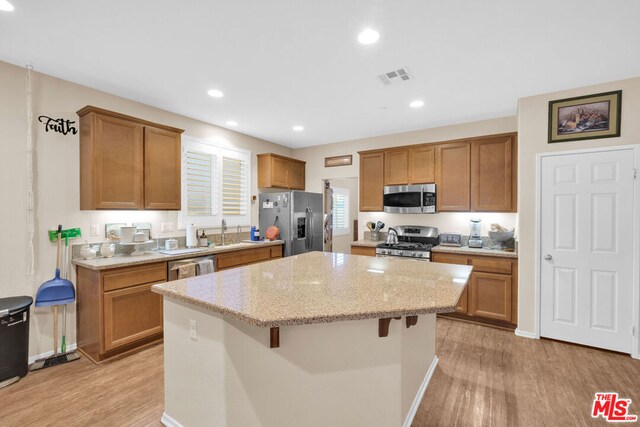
[517,76,640,334]
[0,60,292,357]
[293,117,519,239]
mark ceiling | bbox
[1,1,639,148]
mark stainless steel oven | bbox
[383,184,436,214]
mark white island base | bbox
[161,299,438,427]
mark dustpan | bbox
[35,225,75,307]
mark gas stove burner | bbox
[375,225,440,260]
[377,242,433,251]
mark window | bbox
[180,136,250,228]
[332,187,350,236]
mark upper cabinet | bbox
[384,149,409,185]
[359,152,385,211]
[257,153,306,190]
[409,145,435,184]
[78,106,184,210]
[435,142,471,212]
[470,134,516,212]
[358,132,517,213]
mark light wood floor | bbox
[1,318,638,426]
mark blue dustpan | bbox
[35,225,75,307]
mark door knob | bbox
[544,254,552,261]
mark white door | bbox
[540,149,635,353]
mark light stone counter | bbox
[73,240,284,271]
[432,244,518,259]
[152,251,472,327]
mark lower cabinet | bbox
[350,245,377,257]
[103,282,164,352]
[216,245,283,271]
[76,262,167,363]
[432,252,518,328]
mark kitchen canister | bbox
[120,226,136,243]
[165,238,178,251]
[185,224,197,248]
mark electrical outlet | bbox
[161,222,175,233]
[189,319,197,340]
[90,224,100,237]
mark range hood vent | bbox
[378,67,413,86]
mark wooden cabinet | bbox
[216,244,284,271]
[435,142,471,212]
[409,145,435,184]
[357,133,517,213]
[78,106,184,210]
[384,149,409,185]
[257,153,306,190]
[350,245,377,257]
[471,134,516,212]
[144,126,182,210]
[359,152,385,211]
[432,252,518,327]
[76,262,167,363]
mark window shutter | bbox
[185,150,215,216]
[221,156,248,216]
[332,188,350,235]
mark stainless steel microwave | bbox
[383,184,436,214]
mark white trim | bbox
[28,343,77,364]
[161,412,183,427]
[535,144,640,358]
[402,356,439,427]
[514,328,538,339]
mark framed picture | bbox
[325,154,352,167]
[548,90,621,143]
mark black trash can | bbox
[0,296,33,387]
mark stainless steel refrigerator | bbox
[259,191,323,257]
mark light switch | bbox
[189,319,197,340]
[90,224,100,237]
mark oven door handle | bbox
[420,186,425,213]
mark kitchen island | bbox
[152,251,472,427]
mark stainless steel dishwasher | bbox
[167,255,216,281]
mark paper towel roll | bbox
[186,224,197,248]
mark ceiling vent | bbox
[378,67,413,86]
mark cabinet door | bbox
[103,283,163,352]
[471,135,513,212]
[144,126,182,210]
[359,153,385,211]
[435,142,471,211]
[94,114,144,209]
[216,247,273,270]
[289,160,306,190]
[384,149,409,185]
[351,246,376,257]
[271,156,290,188]
[432,252,469,313]
[468,272,512,321]
[409,145,435,184]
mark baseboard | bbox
[161,412,183,427]
[28,343,78,364]
[402,356,439,427]
[514,328,538,339]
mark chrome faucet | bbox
[237,225,241,243]
[221,219,227,246]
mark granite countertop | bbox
[350,240,382,247]
[152,251,472,328]
[73,240,284,271]
[431,245,518,259]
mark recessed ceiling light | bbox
[292,125,304,132]
[409,100,425,108]
[358,28,380,45]
[0,0,14,11]
[226,120,238,127]
[207,89,224,98]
